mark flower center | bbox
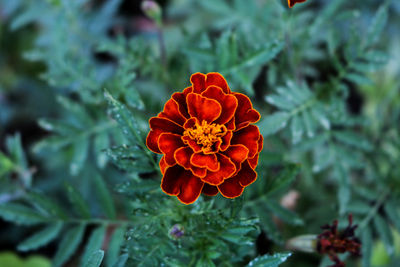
[183,120,227,153]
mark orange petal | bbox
[237,160,257,187]
[202,85,238,125]
[217,175,244,199]
[172,87,192,118]
[206,73,230,93]
[161,165,204,204]
[231,125,260,158]
[248,153,259,169]
[187,93,222,123]
[159,133,184,166]
[233,93,261,130]
[174,146,193,170]
[159,156,168,174]
[202,184,219,196]
[288,0,307,8]
[190,73,207,94]
[159,98,186,125]
[219,131,232,151]
[146,117,183,153]
[223,144,249,173]
[202,153,236,185]
[190,153,219,171]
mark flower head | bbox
[146,72,262,204]
[317,214,361,267]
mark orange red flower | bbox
[288,0,307,8]
[146,72,263,204]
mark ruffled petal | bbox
[219,131,232,151]
[187,93,222,123]
[222,144,249,173]
[146,117,183,153]
[202,184,219,196]
[234,93,261,130]
[190,73,206,94]
[159,98,186,125]
[159,156,168,174]
[258,135,264,153]
[202,86,238,125]
[236,160,257,187]
[172,87,192,118]
[174,146,193,169]
[231,125,260,158]
[248,154,259,169]
[206,73,230,93]
[202,153,236,185]
[217,175,244,198]
[161,165,204,204]
[159,133,184,166]
[288,0,307,8]
[190,153,219,171]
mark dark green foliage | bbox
[0,0,399,266]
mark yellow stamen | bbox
[183,120,227,153]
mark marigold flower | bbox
[317,214,361,267]
[146,72,263,204]
[288,0,307,8]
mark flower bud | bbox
[286,234,317,253]
[169,224,184,240]
[141,0,162,26]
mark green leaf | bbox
[366,5,388,47]
[64,182,91,219]
[80,226,106,267]
[70,138,90,176]
[106,227,126,267]
[53,224,86,267]
[246,252,291,267]
[345,73,373,86]
[0,203,48,225]
[290,116,303,144]
[104,90,143,144]
[373,215,394,256]
[18,222,63,252]
[333,131,373,151]
[265,201,303,226]
[384,201,400,233]
[0,152,14,178]
[93,173,116,219]
[266,164,300,197]
[26,192,67,219]
[84,250,104,267]
[361,226,372,267]
[259,112,290,137]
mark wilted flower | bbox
[146,72,262,204]
[317,214,361,267]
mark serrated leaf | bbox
[265,95,296,111]
[18,222,63,252]
[333,131,373,151]
[93,173,116,219]
[373,215,394,256]
[80,226,106,267]
[290,116,303,144]
[94,132,109,169]
[106,227,126,267]
[246,252,291,267]
[259,112,290,137]
[366,5,388,47]
[53,224,86,267]
[301,109,315,138]
[104,90,142,144]
[70,138,90,176]
[84,250,104,267]
[26,192,67,219]
[0,203,48,225]
[64,182,91,219]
